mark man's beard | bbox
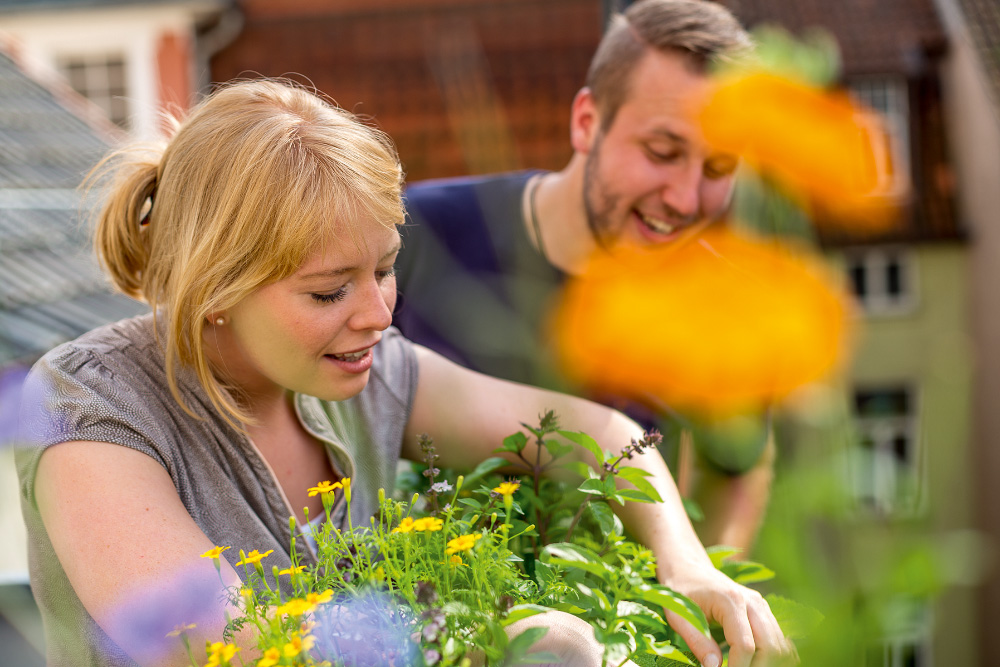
[582,131,619,250]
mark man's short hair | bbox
[586,0,752,128]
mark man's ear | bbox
[570,87,601,154]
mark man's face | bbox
[575,49,738,247]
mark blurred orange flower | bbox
[699,71,901,231]
[550,227,852,417]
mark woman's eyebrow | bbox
[297,242,402,281]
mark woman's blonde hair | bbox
[89,79,405,425]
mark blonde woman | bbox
[17,80,793,667]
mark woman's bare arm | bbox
[35,441,254,666]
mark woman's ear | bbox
[570,87,602,155]
[207,313,227,327]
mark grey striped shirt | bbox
[16,313,418,666]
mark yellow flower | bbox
[343,476,352,503]
[204,641,239,667]
[234,549,273,567]
[551,227,851,417]
[305,589,334,606]
[278,565,306,576]
[239,587,254,600]
[257,647,281,667]
[445,533,483,555]
[165,622,196,638]
[199,545,230,560]
[276,598,315,617]
[449,554,464,567]
[393,517,416,533]
[493,481,520,497]
[284,633,313,658]
[412,516,444,532]
[307,480,342,497]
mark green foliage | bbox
[180,412,813,667]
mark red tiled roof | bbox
[718,0,947,76]
[955,0,1000,108]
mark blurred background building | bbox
[0,0,996,665]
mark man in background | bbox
[394,0,772,552]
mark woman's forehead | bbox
[295,221,401,277]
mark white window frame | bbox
[849,384,926,518]
[843,246,918,317]
[865,605,933,667]
[850,76,911,198]
[55,52,130,129]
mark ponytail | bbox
[86,144,163,303]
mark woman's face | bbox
[220,217,401,403]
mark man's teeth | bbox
[639,213,676,235]
[330,348,369,361]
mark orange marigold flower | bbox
[551,227,852,418]
[412,517,444,532]
[393,517,416,533]
[307,480,342,497]
[493,481,520,497]
[699,70,901,231]
[445,533,483,555]
[234,549,273,567]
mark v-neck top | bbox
[16,313,418,666]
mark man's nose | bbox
[660,163,704,221]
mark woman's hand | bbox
[661,564,798,667]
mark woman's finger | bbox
[664,608,722,667]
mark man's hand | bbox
[662,565,798,667]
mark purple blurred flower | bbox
[0,366,27,448]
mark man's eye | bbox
[704,154,739,179]
[311,289,347,304]
[647,147,681,163]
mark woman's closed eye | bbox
[311,289,347,304]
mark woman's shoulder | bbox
[34,312,159,378]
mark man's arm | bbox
[404,345,796,667]
[684,434,776,552]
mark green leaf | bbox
[681,497,705,522]
[557,429,608,465]
[635,585,708,634]
[503,604,551,626]
[616,600,667,630]
[498,432,528,454]
[615,489,658,504]
[504,626,550,664]
[615,466,663,502]
[542,543,612,578]
[643,635,696,665]
[588,501,616,535]
[543,439,575,459]
[578,479,607,496]
[765,594,825,640]
[563,461,598,480]
[603,476,618,496]
[706,545,742,569]
[465,456,509,485]
[720,560,776,585]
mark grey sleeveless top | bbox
[16,313,418,666]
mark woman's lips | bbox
[324,347,374,374]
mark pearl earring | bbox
[215,317,225,326]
